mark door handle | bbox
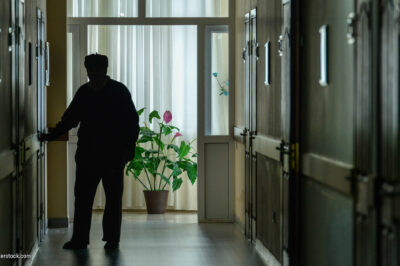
[380,182,400,197]
[346,173,369,183]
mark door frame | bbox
[67,0,236,222]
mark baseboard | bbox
[48,217,69,228]
[23,241,39,266]
[234,215,245,234]
[255,239,281,266]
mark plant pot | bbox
[143,190,169,214]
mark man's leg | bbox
[70,163,101,245]
[101,166,124,244]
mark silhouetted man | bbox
[39,54,140,250]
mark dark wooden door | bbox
[254,0,283,263]
[243,8,258,242]
[16,0,40,257]
[378,1,400,265]
[244,10,252,239]
[280,1,292,264]
[353,1,377,265]
[0,1,18,265]
[299,0,355,265]
[36,7,46,243]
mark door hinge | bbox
[8,27,13,52]
[347,12,356,44]
[291,142,299,173]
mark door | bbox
[352,1,377,265]
[254,0,283,262]
[299,0,355,265]
[243,8,257,241]
[0,0,18,265]
[16,0,40,257]
[36,7,46,243]
[378,1,400,265]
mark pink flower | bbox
[174,132,182,138]
[163,110,172,124]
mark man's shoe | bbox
[62,240,87,250]
[104,241,119,250]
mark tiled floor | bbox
[32,212,266,266]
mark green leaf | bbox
[169,125,180,131]
[141,127,157,137]
[137,135,153,144]
[171,163,182,177]
[162,126,172,136]
[167,144,179,153]
[187,163,197,185]
[172,177,183,191]
[149,110,161,123]
[126,160,144,178]
[192,153,198,158]
[138,107,146,116]
[157,174,170,184]
[177,161,191,171]
[153,136,165,151]
[134,146,145,159]
[178,141,191,159]
[145,149,159,158]
[145,157,161,175]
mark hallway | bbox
[32,212,265,266]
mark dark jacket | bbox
[48,77,140,166]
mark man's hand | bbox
[38,132,50,142]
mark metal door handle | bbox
[380,182,400,197]
[347,12,356,44]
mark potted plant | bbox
[125,108,198,214]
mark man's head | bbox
[84,53,108,83]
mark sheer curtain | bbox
[87,25,198,211]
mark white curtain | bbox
[68,0,227,17]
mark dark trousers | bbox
[71,161,124,244]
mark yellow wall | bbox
[234,0,251,228]
[46,0,68,219]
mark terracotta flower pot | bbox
[143,190,169,214]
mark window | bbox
[204,25,229,136]
[67,0,138,17]
[146,0,228,17]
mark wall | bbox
[46,0,68,224]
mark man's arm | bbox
[123,90,140,163]
[39,88,83,142]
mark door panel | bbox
[37,8,46,242]
[379,1,400,265]
[353,1,377,265]
[0,178,13,266]
[300,178,354,266]
[0,0,17,265]
[22,154,38,254]
[257,0,282,139]
[256,154,282,261]
[301,0,354,163]
[300,0,355,265]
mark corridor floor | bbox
[32,212,266,266]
